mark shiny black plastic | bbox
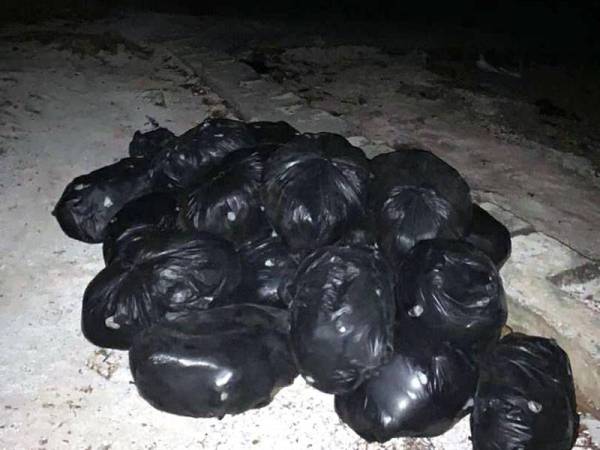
[335,321,478,442]
[464,204,511,269]
[247,120,298,145]
[53,157,154,243]
[471,333,579,450]
[370,149,472,267]
[129,304,298,418]
[129,127,176,159]
[337,213,378,248]
[102,192,180,265]
[396,239,507,353]
[180,147,272,247]
[214,236,298,309]
[150,118,257,190]
[289,245,395,394]
[262,133,371,253]
[82,231,241,349]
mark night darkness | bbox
[3,1,600,66]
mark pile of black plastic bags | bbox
[53,118,580,449]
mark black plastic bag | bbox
[336,213,378,248]
[150,118,257,191]
[335,321,478,442]
[180,147,272,247]
[396,239,507,353]
[213,236,298,309]
[289,245,395,394]
[82,231,241,350]
[103,192,180,265]
[262,133,371,252]
[464,204,511,269]
[471,333,579,450]
[338,227,377,248]
[248,120,298,145]
[53,157,154,243]
[129,127,176,159]
[370,149,472,267]
[129,304,298,418]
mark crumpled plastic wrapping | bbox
[370,149,472,267]
[262,133,371,253]
[289,245,395,394]
[129,304,298,418]
[247,120,298,145]
[396,239,507,353]
[213,236,298,309]
[53,157,154,243]
[180,147,272,247]
[471,333,579,450]
[102,192,180,265]
[82,231,241,349]
[464,204,511,268]
[150,118,258,191]
[335,320,478,442]
[129,127,176,159]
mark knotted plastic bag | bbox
[180,147,272,247]
[262,133,371,253]
[464,204,511,268]
[82,231,241,349]
[370,149,472,267]
[150,118,257,190]
[289,245,395,394]
[471,333,579,450]
[335,321,478,442]
[396,239,507,353]
[247,120,298,145]
[53,157,154,243]
[129,304,297,418]
[102,192,180,265]
[129,127,176,159]
[214,236,298,309]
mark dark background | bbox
[3,0,599,29]
[2,0,599,64]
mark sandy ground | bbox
[0,16,599,450]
